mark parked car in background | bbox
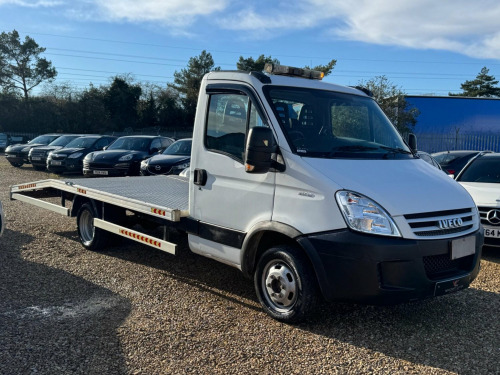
[140,138,192,176]
[29,134,87,171]
[47,135,117,174]
[0,200,4,237]
[432,150,488,175]
[4,134,63,167]
[416,151,443,171]
[0,133,9,152]
[456,152,500,248]
[83,135,174,177]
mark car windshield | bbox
[48,135,79,147]
[264,86,412,159]
[433,152,472,164]
[162,140,192,156]
[457,157,500,183]
[65,137,98,148]
[28,135,58,144]
[107,137,152,151]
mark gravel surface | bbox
[0,157,499,375]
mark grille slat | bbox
[405,208,477,238]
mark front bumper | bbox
[47,158,83,174]
[298,229,483,304]
[5,152,28,164]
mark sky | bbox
[2,0,500,97]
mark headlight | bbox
[22,146,31,152]
[171,162,190,171]
[48,151,53,157]
[68,152,83,159]
[335,191,401,237]
[118,154,133,161]
[140,159,149,169]
[28,148,34,157]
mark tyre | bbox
[76,203,110,250]
[254,245,320,323]
[9,162,23,167]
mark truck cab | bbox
[186,65,482,321]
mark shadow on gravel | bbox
[0,228,132,375]
[300,287,500,375]
[482,246,499,263]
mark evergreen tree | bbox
[450,67,500,97]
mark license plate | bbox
[51,161,62,166]
[93,170,108,175]
[434,275,470,296]
[32,157,41,161]
[484,227,500,238]
[450,235,475,260]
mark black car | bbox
[4,133,63,167]
[47,135,117,174]
[140,138,192,176]
[29,134,88,171]
[83,135,174,177]
[416,151,443,171]
[431,150,490,175]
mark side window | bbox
[150,138,162,151]
[206,94,249,160]
[161,138,173,149]
[94,138,108,150]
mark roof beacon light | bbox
[264,63,324,80]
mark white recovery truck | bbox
[10,64,483,323]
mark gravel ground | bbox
[0,156,499,375]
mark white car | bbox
[0,201,4,237]
[456,152,500,248]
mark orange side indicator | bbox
[77,188,87,194]
[18,183,37,190]
[151,207,167,216]
[119,229,162,248]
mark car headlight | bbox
[140,159,149,169]
[335,191,401,237]
[28,148,34,157]
[48,151,53,158]
[172,162,190,171]
[118,154,133,161]
[21,146,31,152]
[68,152,83,159]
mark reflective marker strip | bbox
[119,229,162,248]
[93,218,176,255]
[18,183,37,190]
[77,188,87,194]
[151,207,167,216]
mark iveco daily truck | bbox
[10,64,483,323]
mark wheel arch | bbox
[70,196,101,218]
[241,221,329,299]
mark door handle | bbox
[194,168,207,186]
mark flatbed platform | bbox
[10,175,189,222]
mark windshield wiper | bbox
[379,146,413,159]
[328,145,378,157]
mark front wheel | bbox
[9,162,23,167]
[254,245,320,323]
[76,203,109,250]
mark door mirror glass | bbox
[245,127,275,173]
[408,133,417,152]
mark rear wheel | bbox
[76,203,109,250]
[254,245,319,323]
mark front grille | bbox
[478,206,500,227]
[31,150,46,158]
[148,165,171,175]
[405,208,476,238]
[51,155,67,161]
[423,254,474,280]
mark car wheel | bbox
[76,203,109,250]
[254,245,320,323]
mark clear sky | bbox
[1,0,500,96]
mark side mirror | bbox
[102,145,108,151]
[408,133,417,152]
[245,127,275,174]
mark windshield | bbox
[107,137,151,151]
[65,137,98,149]
[265,87,412,159]
[28,135,59,144]
[163,140,192,156]
[48,135,79,147]
[457,157,500,183]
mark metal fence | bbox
[414,133,500,153]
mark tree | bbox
[304,59,337,77]
[104,76,142,131]
[450,67,500,97]
[169,50,220,125]
[359,75,419,134]
[0,30,57,100]
[237,55,280,72]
